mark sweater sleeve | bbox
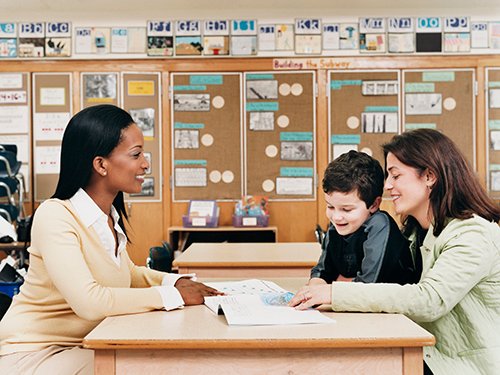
[331,219,497,322]
[32,201,164,321]
[354,213,389,283]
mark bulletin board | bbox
[171,72,243,201]
[121,72,162,202]
[329,70,400,166]
[32,73,72,202]
[403,69,476,168]
[245,71,316,200]
[80,72,120,108]
[0,72,32,202]
[486,68,500,198]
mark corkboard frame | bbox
[402,68,476,169]
[0,72,32,202]
[121,71,162,202]
[485,67,500,198]
[328,69,401,167]
[32,72,73,202]
[170,72,243,202]
[244,70,317,201]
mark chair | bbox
[0,150,22,178]
[147,242,174,273]
[0,150,25,219]
[314,224,326,245]
[0,204,19,223]
[0,144,18,156]
[0,292,12,320]
[0,176,21,222]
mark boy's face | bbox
[324,190,380,236]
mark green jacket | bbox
[331,215,500,375]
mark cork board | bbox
[171,73,242,201]
[121,72,162,202]
[32,73,72,202]
[0,72,32,202]
[80,72,120,108]
[329,70,400,166]
[245,71,316,200]
[403,69,475,168]
[486,68,500,198]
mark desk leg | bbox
[94,349,115,375]
[402,347,423,375]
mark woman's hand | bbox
[288,284,332,310]
[175,278,224,306]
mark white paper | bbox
[189,200,215,217]
[35,146,61,174]
[258,25,275,51]
[276,177,313,195]
[75,28,92,53]
[0,134,29,163]
[323,24,340,50]
[40,88,65,106]
[33,112,70,141]
[111,28,128,53]
[333,144,358,159]
[0,91,27,104]
[471,22,488,48]
[0,106,29,133]
[0,73,23,89]
[490,89,500,108]
[204,280,333,326]
[175,167,207,187]
[406,93,442,115]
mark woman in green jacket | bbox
[290,129,500,375]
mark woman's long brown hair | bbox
[383,129,500,236]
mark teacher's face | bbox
[384,152,431,223]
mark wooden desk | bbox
[172,242,321,277]
[84,278,435,375]
[168,225,278,251]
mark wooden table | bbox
[168,225,278,251]
[172,242,321,277]
[84,278,435,375]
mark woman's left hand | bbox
[288,284,332,310]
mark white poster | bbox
[175,167,207,187]
[35,146,61,175]
[471,22,488,48]
[276,177,312,195]
[40,87,65,106]
[489,89,500,108]
[34,112,70,141]
[0,106,29,133]
[405,93,442,115]
[333,144,358,160]
[0,73,23,89]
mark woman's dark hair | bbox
[383,129,500,236]
[52,104,135,235]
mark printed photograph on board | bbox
[246,80,278,99]
[174,129,200,148]
[280,141,313,160]
[174,93,210,111]
[130,108,155,137]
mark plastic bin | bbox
[232,214,269,227]
[182,215,219,228]
[0,281,23,298]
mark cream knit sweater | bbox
[0,199,165,355]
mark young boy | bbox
[309,150,419,286]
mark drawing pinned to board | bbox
[491,170,500,191]
[174,129,199,149]
[250,112,274,131]
[175,36,203,55]
[174,93,210,111]
[45,37,71,57]
[362,112,398,133]
[130,177,154,197]
[362,80,398,96]
[147,36,173,56]
[203,36,229,55]
[144,152,152,174]
[276,24,294,51]
[405,93,442,115]
[359,33,386,53]
[388,33,415,53]
[490,130,500,150]
[295,35,321,54]
[231,36,257,55]
[83,73,117,101]
[246,80,278,99]
[130,108,155,137]
[339,23,358,49]
[281,141,313,160]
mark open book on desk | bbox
[204,279,334,326]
